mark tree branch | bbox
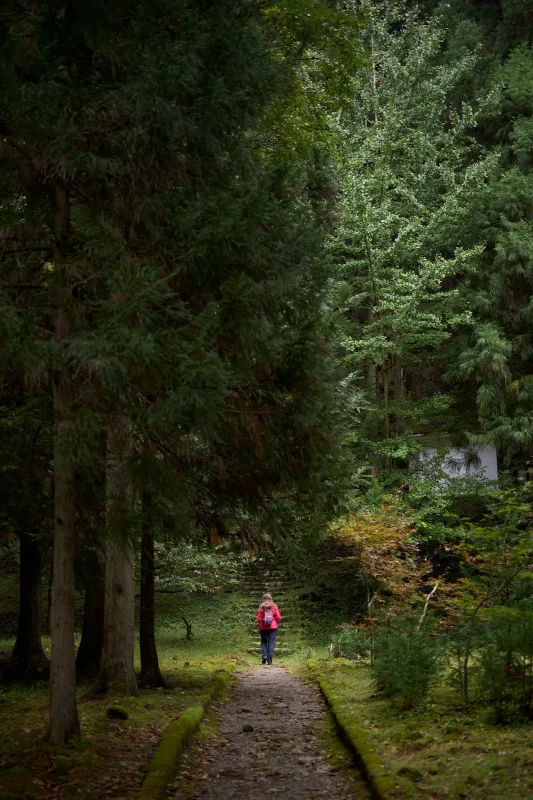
[416,582,438,631]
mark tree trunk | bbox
[383,365,391,471]
[367,303,380,477]
[96,414,138,695]
[46,547,53,631]
[139,492,166,688]
[12,533,48,671]
[76,542,105,678]
[48,183,81,744]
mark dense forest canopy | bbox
[1,0,533,753]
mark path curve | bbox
[167,665,369,800]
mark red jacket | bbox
[257,604,282,631]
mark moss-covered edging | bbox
[138,668,235,800]
[307,659,398,800]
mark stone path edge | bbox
[137,666,237,800]
[307,659,399,800]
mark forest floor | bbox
[167,663,370,800]
[317,659,533,800]
[0,649,237,800]
[2,579,533,800]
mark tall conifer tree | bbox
[1,0,356,738]
[332,0,489,479]
[438,1,533,458]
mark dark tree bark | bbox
[96,413,138,695]
[48,183,81,745]
[140,492,166,688]
[46,548,53,631]
[76,541,105,678]
[12,532,48,671]
[182,616,193,641]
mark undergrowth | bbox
[0,587,253,800]
[313,657,533,800]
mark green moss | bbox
[308,659,399,799]
[138,668,234,800]
[0,649,237,800]
[309,658,533,800]
[140,706,204,800]
[397,766,423,782]
[106,706,128,720]
[1,767,29,778]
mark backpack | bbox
[263,608,274,627]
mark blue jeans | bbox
[260,628,277,664]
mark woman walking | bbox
[256,592,282,665]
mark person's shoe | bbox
[262,658,267,664]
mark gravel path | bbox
[167,665,370,800]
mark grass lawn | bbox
[315,658,533,799]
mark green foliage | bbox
[437,3,533,457]
[5,0,533,769]
[0,394,53,547]
[0,0,353,561]
[331,0,492,478]
[478,603,533,719]
[438,487,533,706]
[261,0,366,167]
[372,618,441,707]
[313,657,533,799]
[407,470,494,542]
[150,543,245,595]
[329,627,371,660]
[330,502,422,612]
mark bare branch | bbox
[416,582,438,631]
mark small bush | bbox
[330,627,371,660]
[477,605,533,718]
[372,618,441,707]
[485,703,529,726]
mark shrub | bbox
[372,618,441,707]
[330,627,371,660]
[477,604,533,719]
